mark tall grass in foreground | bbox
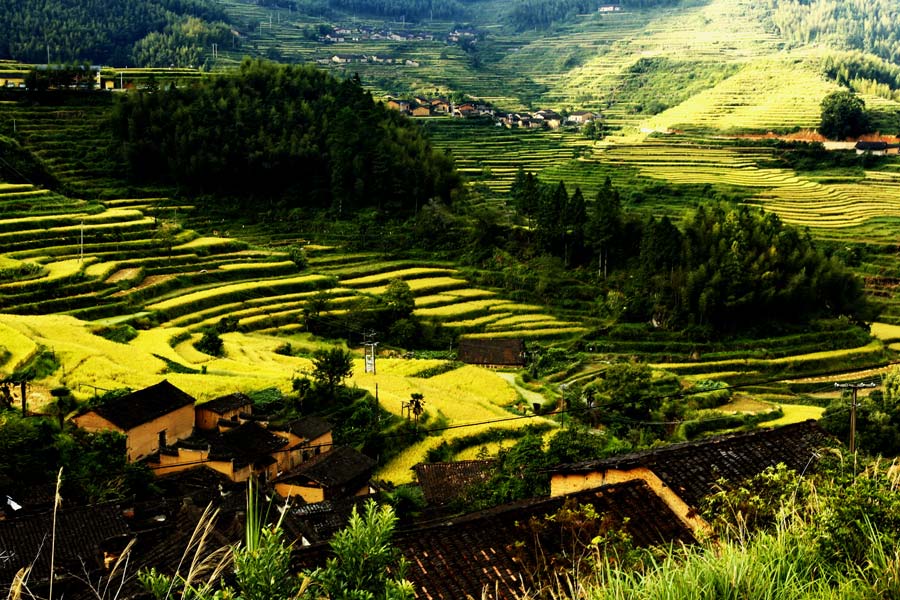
[527,459,900,600]
[518,521,899,600]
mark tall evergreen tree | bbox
[586,177,622,278]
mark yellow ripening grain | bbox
[0,258,91,291]
[0,313,167,391]
[0,315,303,401]
[355,276,469,296]
[374,358,451,377]
[428,365,519,407]
[0,319,38,373]
[172,236,235,250]
[147,274,328,311]
[871,322,900,341]
[218,260,295,271]
[85,261,119,279]
[414,299,509,318]
[341,267,457,286]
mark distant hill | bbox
[0,0,231,67]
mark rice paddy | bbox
[2,0,900,485]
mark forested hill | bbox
[112,59,459,215]
[764,0,900,64]
[0,0,230,66]
[506,0,681,31]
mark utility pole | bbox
[363,331,378,374]
[834,381,877,453]
[79,220,84,263]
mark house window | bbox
[158,430,167,449]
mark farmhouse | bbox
[412,459,495,508]
[0,504,131,595]
[0,72,26,88]
[73,380,196,461]
[155,415,334,482]
[458,337,526,368]
[195,392,252,431]
[549,420,828,535]
[156,420,296,481]
[855,141,900,155]
[567,110,598,125]
[295,479,695,599]
[270,415,334,459]
[272,445,375,503]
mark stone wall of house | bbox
[124,404,195,460]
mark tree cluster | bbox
[821,367,900,457]
[0,409,154,503]
[0,0,228,66]
[764,0,900,65]
[818,90,871,140]
[111,59,460,216]
[506,0,681,31]
[823,51,900,101]
[508,171,871,332]
[329,0,467,20]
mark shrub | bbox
[91,323,138,344]
[194,329,224,357]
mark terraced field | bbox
[641,57,838,134]
[584,142,900,228]
[424,119,592,195]
[0,100,131,198]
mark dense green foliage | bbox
[464,426,628,508]
[311,347,354,398]
[0,410,154,502]
[112,60,459,216]
[765,0,900,64]
[823,51,900,101]
[507,0,682,31]
[0,0,228,66]
[304,500,414,599]
[509,174,871,332]
[821,367,900,456]
[818,90,870,140]
[0,135,60,190]
[328,0,466,20]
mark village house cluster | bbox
[1,373,830,600]
[71,380,375,504]
[384,94,600,128]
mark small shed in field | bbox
[458,338,526,368]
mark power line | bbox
[138,359,894,473]
[367,363,893,439]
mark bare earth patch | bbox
[111,274,174,297]
[106,267,141,283]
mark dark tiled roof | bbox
[277,446,375,488]
[91,380,196,430]
[198,393,252,415]
[130,499,242,578]
[206,421,289,467]
[282,496,373,544]
[0,504,131,588]
[412,460,496,506]
[155,466,246,511]
[458,338,526,367]
[0,476,56,517]
[855,141,888,150]
[282,416,333,440]
[294,480,695,599]
[552,420,828,508]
